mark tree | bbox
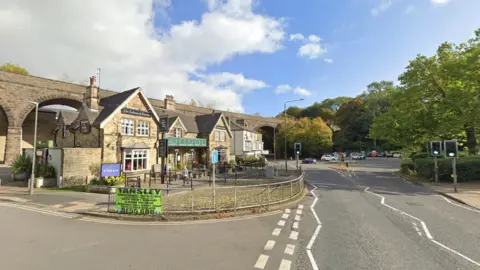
[254,112,261,116]
[277,106,303,118]
[335,98,372,150]
[0,63,29,75]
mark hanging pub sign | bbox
[121,108,151,118]
[159,117,169,133]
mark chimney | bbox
[84,76,99,110]
[164,95,175,110]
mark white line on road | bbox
[294,215,301,221]
[272,228,282,236]
[285,208,291,214]
[278,220,286,227]
[0,203,76,219]
[439,195,480,214]
[289,231,298,240]
[279,259,292,270]
[364,187,480,267]
[254,254,269,269]
[298,204,304,209]
[306,184,321,270]
[264,240,276,251]
[292,221,299,229]
[284,244,295,255]
[412,222,422,236]
[296,209,303,215]
[282,213,289,219]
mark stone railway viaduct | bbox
[0,71,281,165]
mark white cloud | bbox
[308,34,321,43]
[289,33,305,41]
[0,0,285,113]
[371,0,393,16]
[298,43,326,59]
[274,84,311,96]
[431,0,451,5]
[324,58,333,64]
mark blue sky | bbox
[156,0,480,116]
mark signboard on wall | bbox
[80,120,90,133]
[100,163,121,177]
[158,139,168,158]
[115,188,163,215]
[159,117,169,132]
[166,137,207,147]
[121,108,151,118]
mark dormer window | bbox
[175,128,182,138]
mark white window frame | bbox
[220,131,226,142]
[121,118,134,136]
[137,120,149,136]
[175,128,182,138]
[123,149,149,172]
[215,131,220,141]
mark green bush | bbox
[38,164,56,178]
[11,155,32,174]
[177,162,183,171]
[412,157,480,182]
[400,159,415,175]
[411,152,430,160]
[103,174,126,186]
[89,163,101,178]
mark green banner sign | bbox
[167,137,207,147]
[115,188,162,215]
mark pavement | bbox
[1,158,480,269]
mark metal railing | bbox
[107,170,305,216]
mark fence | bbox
[107,171,305,216]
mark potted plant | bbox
[36,163,57,188]
[11,155,32,181]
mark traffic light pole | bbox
[296,154,299,170]
[452,157,457,193]
[434,156,438,185]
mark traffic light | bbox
[294,142,301,156]
[444,140,458,158]
[429,141,443,157]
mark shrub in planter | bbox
[38,163,56,178]
[11,155,32,180]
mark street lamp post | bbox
[28,101,39,195]
[284,99,304,171]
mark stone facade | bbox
[0,70,281,164]
[62,148,102,187]
[208,116,231,163]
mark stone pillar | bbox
[4,126,22,165]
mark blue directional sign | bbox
[211,150,219,164]
[101,163,121,177]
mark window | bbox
[124,149,149,171]
[175,128,182,138]
[215,131,220,141]
[121,119,134,135]
[220,131,226,141]
[137,120,149,136]
[80,120,90,133]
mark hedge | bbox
[401,157,480,182]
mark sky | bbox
[1,0,479,117]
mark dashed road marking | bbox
[272,228,282,236]
[292,221,299,229]
[254,254,269,269]
[279,259,292,270]
[307,185,321,270]
[289,231,298,240]
[264,240,276,251]
[296,209,303,215]
[284,208,291,214]
[282,213,289,219]
[278,220,286,227]
[294,215,301,221]
[284,244,295,255]
[298,204,304,209]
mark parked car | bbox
[368,151,379,157]
[320,154,337,161]
[302,158,317,164]
[351,152,366,160]
[393,153,402,158]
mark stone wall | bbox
[61,148,102,187]
[0,107,7,163]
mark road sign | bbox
[158,139,168,158]
[212,150,219,164]
[159,117,169,133]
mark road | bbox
[1,158,479,269]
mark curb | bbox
[396,173,480,211]
[76,187,309,222]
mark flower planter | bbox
[14,172,29,181]
[86,185,118,194]
[35,177,57,188]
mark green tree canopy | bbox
[0,63,29,75]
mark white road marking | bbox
[282,213,289,219]
[285,208,291,214]
[298,204,304,209]
[272,228,282,236]
[289,231,298,240]
[278,220,286,227]
[364,187,480,267]
[439,195,480,214]
[292,221,299,229]
[264,240,276,251]
[307,184,321,270]
[294,215,301,221]
[284,244,295,255]
[254,254,269,269]
[279,259,292,270]
[0,202,76,218]
[412,222,422,236]
[296,209,303,215]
